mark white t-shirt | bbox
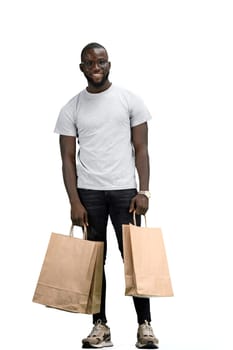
[54,84,152,190]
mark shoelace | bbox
[141,320,155,337]
[88,321,106,337]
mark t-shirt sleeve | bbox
[54,99,77,136]
[129,92,152,127]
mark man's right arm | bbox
[59,135,88,226]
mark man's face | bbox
[80,48,111,88]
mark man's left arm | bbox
[129,122,150,215]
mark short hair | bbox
[81,42,108,61]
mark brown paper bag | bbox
[32,226,104,314]
[86,241,104,314]
[122,222,173,297]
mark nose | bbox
[92,62,101,72]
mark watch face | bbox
[139,191,151,198]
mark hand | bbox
[70,201,88,227]
[129,194,149,215]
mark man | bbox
[54,42,159,349]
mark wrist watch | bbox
[138,190,151,199]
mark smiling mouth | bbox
[92,73,103,79]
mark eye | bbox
[83,61,93,68]
[98,60,108,66]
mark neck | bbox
[87,81,112,94]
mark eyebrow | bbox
[84,54,108,59]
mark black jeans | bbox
[78,188,151,325]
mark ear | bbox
[79,63,84,72]
[108,61,111,69]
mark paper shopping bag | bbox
[86,241,104,314]
[122,223,173,297]
[32,226,104,314]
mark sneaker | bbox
[136,320,159,349]
[82,320,113,348]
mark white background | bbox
[0,1,233,349]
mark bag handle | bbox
[133,211,147,227]
[69,224,88,240]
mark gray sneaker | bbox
[136,320,159,349]
[82,320,113,348]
